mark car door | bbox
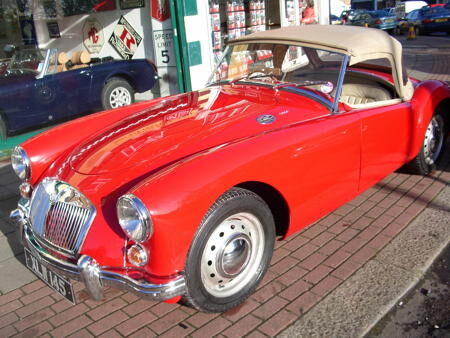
[282,105,362,237]
[44,66,93,120]
[358,102,412,192]
[0,74,37,134]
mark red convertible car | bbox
[9,25,449,312]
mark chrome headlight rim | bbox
[11,146,31,181]
[117,194,153,243]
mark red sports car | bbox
[10,25,449,312]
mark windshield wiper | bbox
[229,71,277,85]
[273,80,330,91]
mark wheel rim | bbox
[423,115,444,165]
[200,212,265,298]
[109,87,131,108]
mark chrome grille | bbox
[29,178,95,257]
[44,202,91,252]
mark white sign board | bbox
[152,29,175,67]
[109,16,142,60]
[83,18,104,54]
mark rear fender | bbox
[409,80,450,160]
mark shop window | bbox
[61,0,116,17]
[209,0,267,61]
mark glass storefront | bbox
[0,0,178,156]
[207,0,321,65]
[0,0,328,157]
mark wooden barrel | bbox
[71,51,91,64]
[57,64,67,72]
[57,52,69,65]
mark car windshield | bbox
[208,43,346,100]
[7,48,47,75]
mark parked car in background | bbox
[400,7,450,35]
[340,9,366,23]
[348,10,398,33]
[10,25,449,313]
[330,14,343,24]
[0,47,157,140]
[394,0,428,18]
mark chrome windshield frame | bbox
[207,45,230,86]
[332,54,349,114]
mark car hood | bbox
[69,84,325,175]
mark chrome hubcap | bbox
[218,234,251,278]
[201,212,265,298]
[109,87,131,108]
[424,116,444,165]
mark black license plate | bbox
[24,248,76,304]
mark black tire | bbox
[101,77,135,110]
[183,188,276,313]
[405,114,446,175]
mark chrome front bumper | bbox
[10,207,186,302]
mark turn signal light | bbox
[127,244,148,267]
[19,182,33,199]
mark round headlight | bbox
[117,194,153,242]
[11,146,31,181]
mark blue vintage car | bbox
[0,48,157,139]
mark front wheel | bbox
[183,188,275,313]
[101,78,135,110]
[406,114,446,175]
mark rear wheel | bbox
[183,188,275,313]
[101,78,135,110]
[406,114,446,175]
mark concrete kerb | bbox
[280,182,450,338]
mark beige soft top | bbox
[232,25,413,100]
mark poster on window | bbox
[62,0,116,17]
[19,16,37,45]
[151,0,170,22]
[43,0,57,18]
[108,16,142,59]
[47,21,61,38]
[120,0,145,9]
[83,18,104,53]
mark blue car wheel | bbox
[101,77,135,110]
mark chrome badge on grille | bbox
[29,178,95,257]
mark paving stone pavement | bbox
[0,35,449,337]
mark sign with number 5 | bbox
[153,29,175,67]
